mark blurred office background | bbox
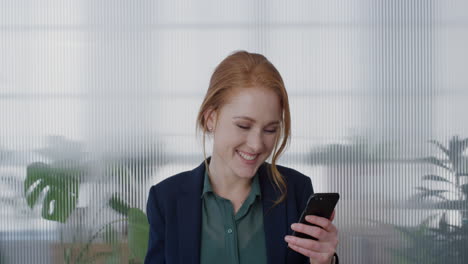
[1,0,468,263]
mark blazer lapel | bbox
[177,162,205,264]
[259,164,288,264]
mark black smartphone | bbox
[292,193,340,240]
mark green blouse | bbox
[200,172,267,264]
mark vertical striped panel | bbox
[1,0,467,263]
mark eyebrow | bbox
[233,116,281,126]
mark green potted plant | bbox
[23,136,154,263]
[393,136,468,263]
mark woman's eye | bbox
[237,125,249,130]
[264,129,277,134]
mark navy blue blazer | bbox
[145,161,313,264]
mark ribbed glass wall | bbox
[1,0,467,263]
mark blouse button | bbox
[227,228,233,234]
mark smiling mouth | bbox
[237,150,258,161]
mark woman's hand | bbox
[284,211,338,264]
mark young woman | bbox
[145,51,339,264]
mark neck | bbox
[207,156,252,200]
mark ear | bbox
[203,108,217,132]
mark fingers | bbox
[287,242,334,263]
[285,235,329,252]
[291,223,328,240]
[304,215,337,233]
[287,211,338,263]
[289,220,339,249]
[290,215,337,239]
[285,232,338,264]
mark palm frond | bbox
[422,174,451,183]
[429,140,450,158]
[421,157,451,171]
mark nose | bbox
[246,129,264,153]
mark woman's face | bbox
[206,87,282,180]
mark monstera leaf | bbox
[128,208,149,262]
[108,193,131,217]
[24,162,81,223]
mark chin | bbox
[233,161,262,178]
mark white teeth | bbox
[238,151,257,161]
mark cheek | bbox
[214,128,242,149]
[264,134,278,152]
